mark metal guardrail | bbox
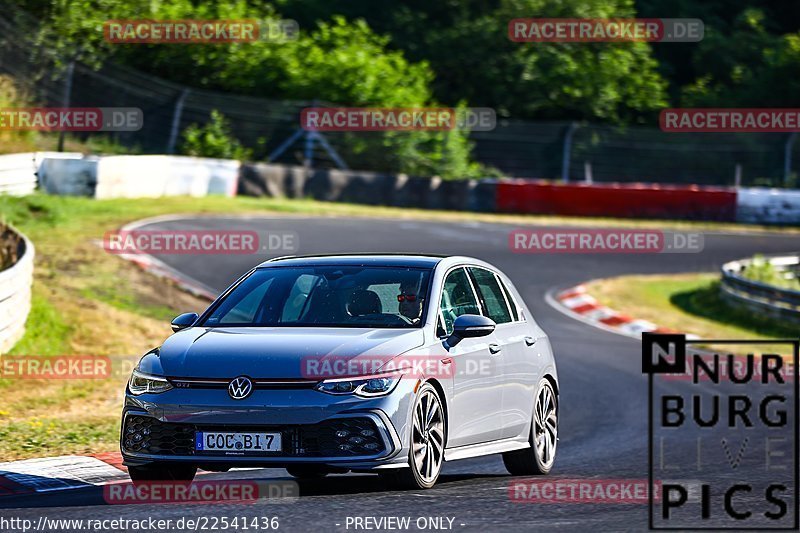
[0,229,34,353]
[720,255,800,323]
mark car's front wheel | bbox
[503,377,558,475]
[381,382,445,490]
[128,463,196,484]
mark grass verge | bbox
[586,273,797,355]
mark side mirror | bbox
[171,312,199,332]
[445,314,495,348]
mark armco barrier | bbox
[0,228,34,354]
[495,180,738,221]
[720,255,800,324]
[0,152,83,196]
[736,188,800,225]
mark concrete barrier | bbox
[0,228,34,354]
[95,155,239,199]
[237,162,306,198]
[0,152,84,196]
[736,188,800,225]
[19,153,800,225]
[495,180,738,221]
[237,163,497,212]
[39,157,99,196]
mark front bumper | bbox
[120,381,414,470]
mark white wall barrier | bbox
[95,155,239,199]
[0,152,83,196]
[736,188,800,225]
[0,231,34,354]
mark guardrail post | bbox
[166,89,190,154]
[785,132,797,187]
[56,60,75,153]
[561,122,578,183]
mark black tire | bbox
[128,464,196,484]
[286,465,330,479]
[503,378,558,476]
[381,382,446,490]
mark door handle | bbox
[489,343,502,354]
[525,336,537,346]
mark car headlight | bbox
[315,375,401,397]
[128,368,173,395]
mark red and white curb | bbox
[0,452,257,497]
[0,453,128,495]
[546,284,696,340]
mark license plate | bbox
[195,432,282,453]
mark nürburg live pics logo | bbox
[642,333,799,530]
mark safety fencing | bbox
[720,255,800,324]
[0,227,34,354]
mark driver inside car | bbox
[398,280,424,324]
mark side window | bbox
[469,268,512,324]
[497,276,520,321]
[439,268,481,335]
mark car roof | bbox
[256,253,448,269]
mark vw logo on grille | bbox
[228,376,253,400]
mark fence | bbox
[1,8,799,187]
[0,228,34,354]
[720,255,800,324]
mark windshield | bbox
[201,265,432,328]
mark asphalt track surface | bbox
[4,215,800,532]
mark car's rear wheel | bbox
[286,465,330,479]
[503,378,558,475]
[128,463,196,484]
[381,382,446,490]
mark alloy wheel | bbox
[411,388,445,483]
[534,380,557,469]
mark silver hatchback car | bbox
[121,254,559,489]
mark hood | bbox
[140,327,426,379]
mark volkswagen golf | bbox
[121,254,559,489]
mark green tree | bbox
[180,110,253,161]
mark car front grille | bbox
[122,415,386,458]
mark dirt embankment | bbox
[0,223,23,271]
